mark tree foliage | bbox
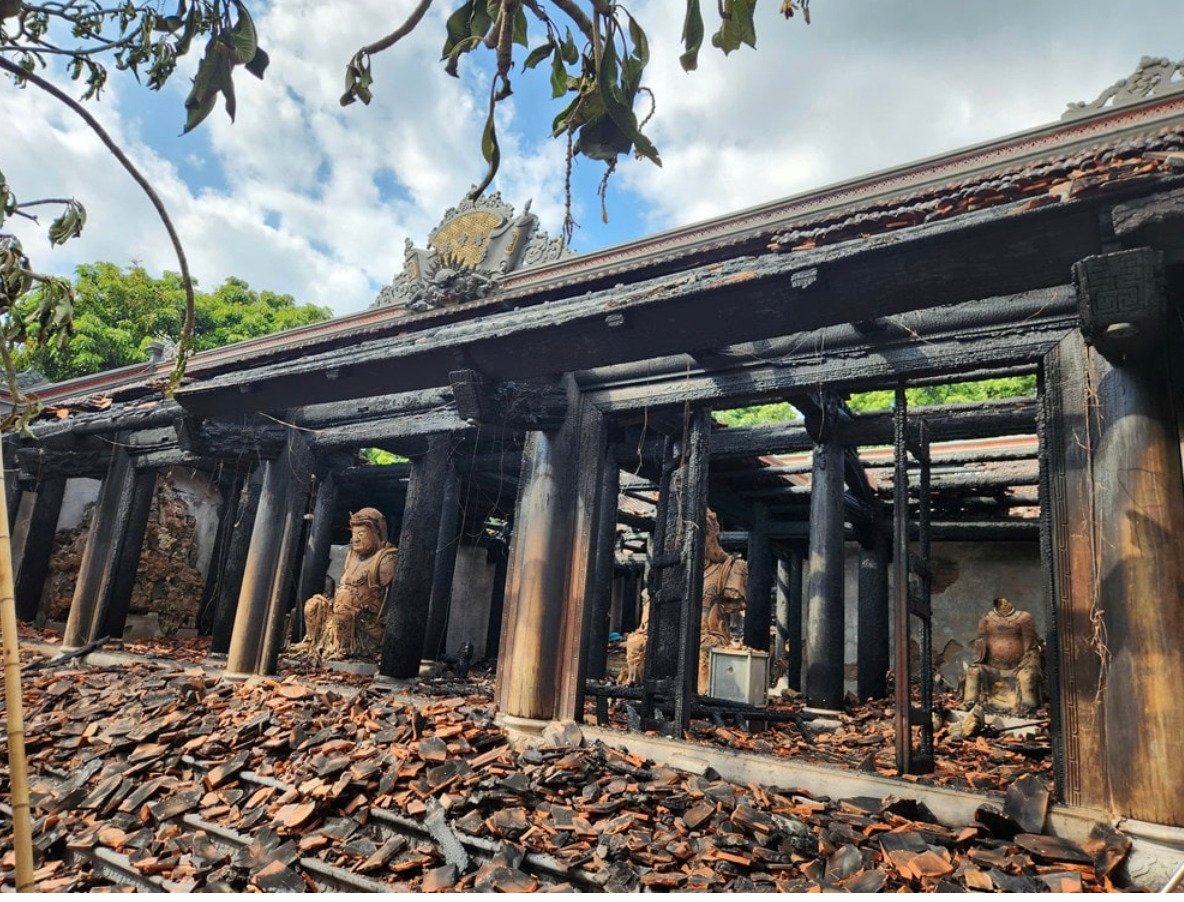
[12,262,330,383]
[715,377,1038,430]
[343,0,811,233]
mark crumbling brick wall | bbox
[45,475,206,635]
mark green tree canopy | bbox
[12,262,330,383]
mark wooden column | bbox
[495,381,605,724]
[743,502,774,651]
[97,469,158,641]
[225,435,312,677]
[292,469,339,642]
[421,466,462,663]
[197,470,244,636]
[776,546,804,691]
[62,444,141,648]
[1043,249,1184,825]
[484,538,509,661]
[856,525,891,701]
[584,449,619,681]
[805,440,846,710]
[13,478,65,622]
[210,468,263,657]
[380,434,452,679]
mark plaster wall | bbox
[56,477,101,531]
[796,539,1044,692]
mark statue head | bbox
[993,595,1016,617]
[348,508,388,556]
[704,508,729,564]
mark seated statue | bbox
[617,594,650,687]
[290,508,398,662]
[697,509,749,693]
[963,595,1042,715]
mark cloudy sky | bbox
[2,1,1179,315]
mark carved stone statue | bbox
[962,596,1042,714]
[698,509,749,693]
[290,508,398,662]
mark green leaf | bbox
[713,0,757,54]
[626,12,649,67]
[680,0,704,71]
[549,50,567,98]
[523,41,553,70]
[469,6,493,39]
[244,45,269,79]
[443,1,474,56]
[512,5,528,46]
[560,27,579,64]
[471,97,501,197]
[227,1,257,64]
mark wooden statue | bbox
[697,509,748,692]
[290,508,398,662]
[617,594,649,687]
[962,595,1042,714]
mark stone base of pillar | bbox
[372,674,415,691]
[221,670,253,682]
[419,659,436,677]
[325,660,378,677]
[802,705,844,729]
[495,712,551,745]
[206,652,228,662]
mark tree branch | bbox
[357,0,433,57]
[549,0,594,41]
[0,55,195,395]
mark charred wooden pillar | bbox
[209,468,263,657]
[225,435,313,677]
[421,466,462,664]
[805,438,846,710]
[743,502,774,651]
[585,448,620,681]
[776,546,804,691]
[641,410,711,732]
[484,537,509,661]
[97,468,158,641]
[856,524,891,701]
[495,381,605,725]
[4,443,21,530]
[380,434,453,678]
[13,478,65,622]
[197,470,244,636]
[292,469,340,642]
[1042,249,1184,825]
[62,443,151,648]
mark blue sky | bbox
[2,1,1180,315]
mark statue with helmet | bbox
[290,508,398,662]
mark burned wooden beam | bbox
[581,286,1073,412]
[711,398,1037,458]
[175,416,288,459]
[312,408,471,453]
[450,370,568,431]
[15,446,112,481]
[13,478,66,621]
[176,195,1107,418]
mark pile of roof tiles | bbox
[0,652,1137,892]
[692,689,1052,796]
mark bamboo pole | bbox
[0,460,35,890]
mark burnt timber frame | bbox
[8,89,1184,835]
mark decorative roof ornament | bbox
[372,190,571,312]
[1063,56,1184,120]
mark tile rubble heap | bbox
[0,650,1138,893]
